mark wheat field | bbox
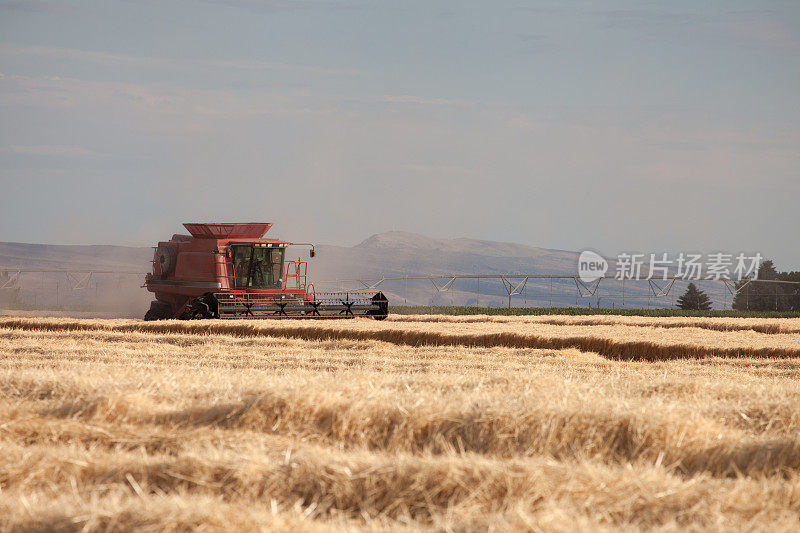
[1,315,799,532]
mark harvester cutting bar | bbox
[213,291,388,319]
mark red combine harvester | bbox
[143,223,388,320]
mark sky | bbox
[1,0,798,268]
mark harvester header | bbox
[143,222,388,321]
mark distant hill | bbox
[315,231,578,277]
[0,242,152,271]
[0,242,153,315]
[0,232,664,315]
[309,231,587,306]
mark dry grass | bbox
[3,316,799,361]
[1,315,799,531]
[391,314,800,335]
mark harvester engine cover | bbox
[143,223,388,320]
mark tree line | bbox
[732,260,800,312]
[676,259,800,311]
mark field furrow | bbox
[3,316,800,360]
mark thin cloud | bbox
[207,0,365,13]
[0,0,74,13]
[378,94,472,106]
[598,8,800,53]
[0,73,331,137]
[204,58,358,77]
[1,145,102,159]
[0,44,174,68]
[0,44,358,76]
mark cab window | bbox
[231,245,284,289]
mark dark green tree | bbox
[778,270,800,312]
[676,282,712,311]
[733,260,800,312]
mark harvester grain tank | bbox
[143,223,388,320]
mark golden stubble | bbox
[1,315,799,532]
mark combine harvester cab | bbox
[144,223,388,320]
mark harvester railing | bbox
[284,260,307,291]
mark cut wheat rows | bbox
[1,315,799,532]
